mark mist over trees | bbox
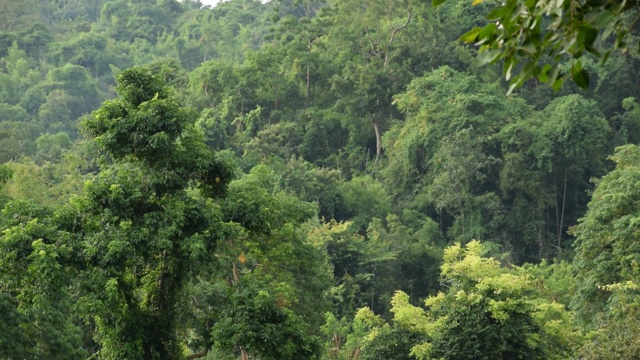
[1,0,640,359]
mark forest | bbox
[0,0,639,359]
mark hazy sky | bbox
[199,0,222,6]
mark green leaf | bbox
[478,23,498,40]
[601,50,612,65]
[590,11,614,29]
[518,41,537,55]
[552,78,564,91]
[487,6,511,20]
[432,0,448,7]
[585,45,601,57]
[506,80,519,96]
[537,64,553,83]
[572,69,590,88]
[477,49,501,66]
[579,26,598,47]
[460,27,482,43]
[548,66,561,84]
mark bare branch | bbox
[389,6,413,44]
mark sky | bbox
[198,0,222,6]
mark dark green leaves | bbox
[459,0,633,90]
[572,68,590,89]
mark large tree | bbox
[71,66,234,359]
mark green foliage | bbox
[307,220,395,317]
[2,158,84,207]
[572,144,640,325]
[448,0,638,91]
[276,156,343,219]
[45,64,103,120]
[498,94,611,260]
[0,200,86,359]
[576,281,640,359]
[0,102,31,121]
[384,67,527,248]
[0,1,639,358]
[183,163,330,359]
[0,164,11,185]
[59,67,235,359]
[321,307,422,360]
[611,97,640,145]
[35,132,73,164]
[336,175,390,232]
[0,121,41,162]
[211,277,321,360]
[391,241,581,360]
[359,321,422,360]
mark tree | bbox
[383,66,527,248]
[34,132,73,164]
[390,241,581,360]
[426,128,502,244]
[187,164,329,359]
[498,94,611,260]
[572,144,640,323]
[65,66,233,359]
[320,306,422,360]
[571,146,640,358]
[38,90,74,135]
[44,64,103,121]
[321,0,424,166]
[0,163,11,206]
[336,175,391,232]
[0,0,38,31]
[210,277,322,360]
[0,200,86,359]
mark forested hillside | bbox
[1,0,640,359]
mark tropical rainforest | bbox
[0,0,639,359]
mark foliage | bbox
[448,0,640,91]
[390,241,581,360]
[211,277,321,360]
[0,0,639,358]
[572,144,640,325]
[0,200,86,359]
[59,67,233,359]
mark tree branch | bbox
[186,349,209,360]
[388,7,413,44]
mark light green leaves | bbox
[388,241,581,360]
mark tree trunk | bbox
[372,120,381,165]
[233,261,248,360]
[557,167,568,250]
[274,85,278,111]
[232,261,239,284]
[306,65,311,105]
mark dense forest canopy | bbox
[1,0,640,359]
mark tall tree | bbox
[67,66,233,359]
